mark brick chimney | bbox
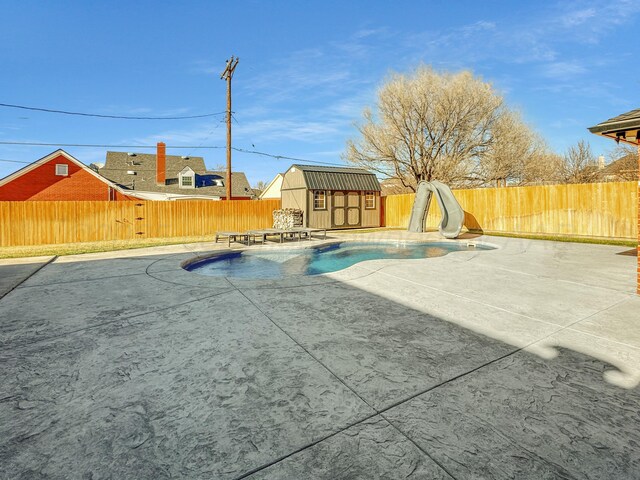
[156,142,166,185]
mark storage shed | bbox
[280,164,382,229]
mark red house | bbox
[0,150,133,201]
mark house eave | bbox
[591,131,640,147]
[123,190,223,201]
[588,108,640,145]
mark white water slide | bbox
[407,180,465,238]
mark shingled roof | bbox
[589,108,640,145]
[292,164,381,191]
[599,154,637,181]
[99,151,254,198]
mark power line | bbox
[0,159,232,176]
[0,154,345,169]
[0,160,228,174]
[231,147,345,167]
[0,141,224,149]
[0,102,226,120]
[0,158,31,165]
[0,142,347,167]
[185,119,224,159]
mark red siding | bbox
[0,154,133,201]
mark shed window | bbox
[181,175,193,187]
[313,190,326,210]
[55,164,68,176]
[365,192,376,209]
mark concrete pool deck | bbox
[1,232,639,479]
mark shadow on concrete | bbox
[616,248,637,257]
[456,231,484,240]
[0,258,53,299]
[0,249,638,479]
[463,210,484,234]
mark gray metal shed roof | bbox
[293,164,381,191]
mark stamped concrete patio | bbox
[1,232,639,479]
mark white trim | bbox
[55,164,69,176]
[313,190,326,210]
[178,166,195,189]
[180,175,194,187]
[123,190,222,201]
[364,191,376,209]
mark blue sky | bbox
[0,0,638,186]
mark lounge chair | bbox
[247,229,285,244]
[247,228,308,244]
[215,231,249,247]
[298,227,327,240]
[281,227,306,241]
[220,227,327,247]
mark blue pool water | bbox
[186,241,492,279]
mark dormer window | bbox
[179,166,195,189]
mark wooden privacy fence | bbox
[384,181,638,240]
[0,199,280,247]
[1,183,636,247]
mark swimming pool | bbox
[185,241,492,279]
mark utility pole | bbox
[220,56,239,201]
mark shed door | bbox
[332,191,361,228]
[347,192,360,226]
[333,192,346,227]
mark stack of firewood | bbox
[272,208,303,229]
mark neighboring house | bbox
[280,164,382,229]
[258,173,283,199]
[598,154,637,182]
[98,142,255,200]
[0,149,133,201]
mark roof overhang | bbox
[588,108,640,146]
[124,190,222,201]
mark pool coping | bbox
[181,237,501,269]
[168,237,501,290]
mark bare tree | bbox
[562,140,598,183]
[345,66,505,190]
[253,180,267,191]
[603,144,638,181]
[519,152,565,185]
[475,110,556,186]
